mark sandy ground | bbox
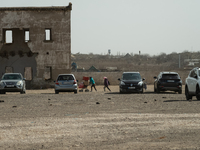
[1,85,200,150]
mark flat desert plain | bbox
[1,85,200,150]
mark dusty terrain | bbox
[1,85,200,150]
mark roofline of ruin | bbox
[0,2,72,11]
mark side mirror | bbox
[23,78,26,80]
[118,78,121,81]
[77,80,79,82]
[194,75,198,79]
[154,76,157,79]
[142,78,145,81]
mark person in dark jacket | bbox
[104,77,111,91]
[90,77,97,91]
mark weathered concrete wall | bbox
[0,4,72,88]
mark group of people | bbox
[89,77,111,92]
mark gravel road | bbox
[1,85,200,150]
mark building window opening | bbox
[25,30,30,42]
[5,30,13,43]
[45,29,51,41]
[24,67,32,80]
[5,66,13,73]
[44,66,52,80]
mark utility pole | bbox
[179,54,181,68]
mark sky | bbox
[1,0,200,56]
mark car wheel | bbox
[74,90,77,94]
[154,86,156,92]
[119,88,122,94]
[20,86,26,94]
[178,90,182,94]
[185,86,192,100]
[156,87,160,93]
[141,87,144,93]
[196,85,200,100]
[0,90,5,94]
[55,91,59,94]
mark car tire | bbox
[20,86,26,94]
[0,91,5,94]
[140,88,144,93]
[74,90,77,94]
[185,86,192,100]
[156,87,160,93]
[178,90,182,94]
[154,86,156,92]
[55,91,59,94]
[196,85,200,100]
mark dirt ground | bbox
[1,85,200,150]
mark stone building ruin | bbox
[0,3,72,88]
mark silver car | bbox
[54,74,78,94]
[0,73,26,94]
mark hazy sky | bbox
[1,0,200,56]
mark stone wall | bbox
[0,4,72,88]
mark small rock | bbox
[48,99,51,100]
[154,99,157,101]
[49,104,52,106]
[108,98,111,100]
[144,102,147,103]
[96,102,100,104]
[0,100,4,102]
[12,106,17,108]
[162,97,166,98]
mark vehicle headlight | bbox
[0,81,5,87]
[138,81,143,86]
[120,81,125,85]
[16,81,23,86]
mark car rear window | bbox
[57,75,74,81]
[122,73,141,80]
[161,74,179,79]
[2,74,22,80]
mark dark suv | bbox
[118,72,145,93]
[154,72,182,94]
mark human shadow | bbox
[163,99,200,102]
[104,91,178,95]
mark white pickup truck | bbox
[185,67,200,100]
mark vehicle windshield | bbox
[161,74,179,79]
[2,74,22,80]
[57,75,74,81]
[122,73,141,80]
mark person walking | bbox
[90,77,97,92]
[104,77,111,91]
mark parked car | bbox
[54,74,78,94]
[0,73,26,94]
[154,72,182,94]
[185,67,200,100]
[118,72,145,93]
